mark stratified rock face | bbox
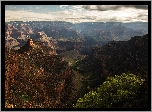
[5,23,32,39]
[18,39,34,53]
[18,38,57,55]
[37,31,47,38]
[36,31,53,47]
[5,24,21,38]
[27,39,34,46]
[5,21,148,41]
[5,21,148,56]
[5,37,20,48]
[5,23,31,48]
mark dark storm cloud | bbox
[137,14,148,18]
[82,5,148,11]
[130,5,148,10]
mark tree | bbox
[74,73,146,108]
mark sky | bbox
[5,5,148,23]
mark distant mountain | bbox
[73,22,147,41]
[122,22,148,34]
[5,21,148,53]
[5,21,148,41]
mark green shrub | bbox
[74,73,146,108]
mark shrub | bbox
[74,73,146,108]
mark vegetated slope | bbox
[5,40,75,108]
[72,34,148,98]
[96,34,148,78]
[59,50,85,66]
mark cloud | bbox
[83,5,122,11]
[82,5,148,11]
[5,10,55,21]
[60,5,69,8]
[36,7,41,9]
[71,5,83,11]
[5,5,148,23]
[129,5,148,10]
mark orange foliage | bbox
[5,46,73,108]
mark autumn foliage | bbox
[5,44,74,108]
